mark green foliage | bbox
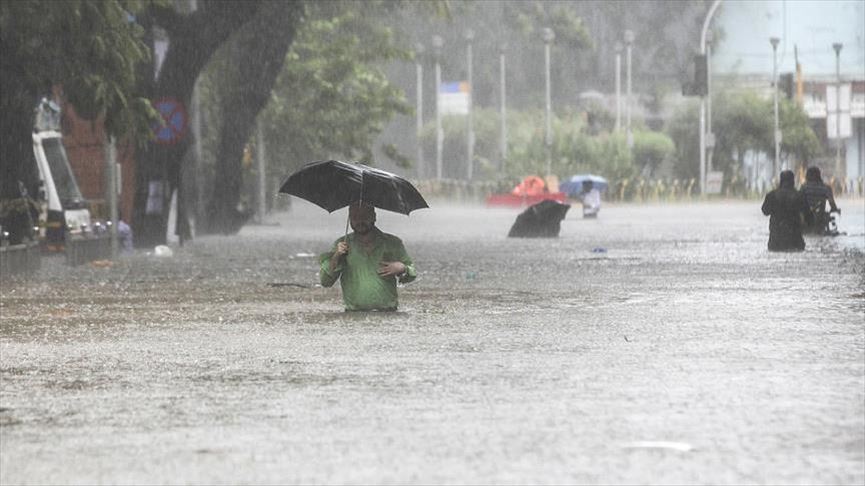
[666,99,701,180]
[632,130,675,177]
[251,6,411,176]
[0,0,157,143]
[420,108,641,182]
[512,2,592,50]
[665,89,821,183]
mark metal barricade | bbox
[65,233,112,266]
[0,241,41,278]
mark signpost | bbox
[705,171,724,194]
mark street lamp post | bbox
[699,0,722,195]
[466,29,475,181]
[833,42,843,178]
[499,43,507,167]
[706,31,715,172]
[624,30,634,148]
[415,43,424,179]
[614,42,622,132]
[433,35,443,180]
[543,27,555,177]
[770,36,780,176]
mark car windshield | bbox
[42,137,84,205]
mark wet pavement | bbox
[1,199,864,485]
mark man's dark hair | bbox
[806,166,822,183]
[779,170,795,189]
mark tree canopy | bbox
[0,0,155,198]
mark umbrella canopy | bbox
[508,200,571,238]
[279,160,428,215]
[559,174,609,196]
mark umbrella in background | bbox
[559,174,609,197]
[279,160,429,234]
[507,200,571,238]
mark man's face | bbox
[349,205,375,234]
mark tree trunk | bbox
[202,2,302,235]
[132,0,265,247]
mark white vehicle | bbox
[32,98,91,245]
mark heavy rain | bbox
[1,1,864,484]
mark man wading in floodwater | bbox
[319,202,416,311]
[761,170,813,252]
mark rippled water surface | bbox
[1,199,863,484]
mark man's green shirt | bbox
[319,228,416,311]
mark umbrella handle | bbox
[344,181,363,240]
[344,212,350,240]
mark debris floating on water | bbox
[622,441,694,452]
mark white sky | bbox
[712,0,865,77]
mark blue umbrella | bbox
[560,174,609,196]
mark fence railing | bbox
[65,234,112,266]
[0,241,41,278]
[412,176,865,203]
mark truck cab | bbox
[32,98,92,248]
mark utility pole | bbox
[104,135,118,256]
[699,0,722,195]
[466,29,475,181]
[614,42,622,132]
[543,27,554,177]
[499,43,507,168]
[433,35,443,180]
[624,30,634,148]
[256,123,266,223]
[833,42,843,178]
[771,36,781,175]
[706,31,715,172]
[415,43,424,179]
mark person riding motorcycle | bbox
[799,166,840,235]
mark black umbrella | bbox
[279,160,428,215]
[507,200,571,238]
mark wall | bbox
[60,103,136,223]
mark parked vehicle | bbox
[32,97,92,248]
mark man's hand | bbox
[335,241,349,258]
[329,241,349,274]
[378,261,406,278]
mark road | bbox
[1,199,863,484]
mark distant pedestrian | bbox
[578,180,601,218]
[761,170,812,252]
[117,220,133,254]
[800,166,840,235]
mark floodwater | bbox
[1,199,863,485]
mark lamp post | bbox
[103,135,118,256]
[543,27,555,176]
[770,36,780,175]
[432,35,443,180]
[706,30,715,172]
[833,42,843,178]
[624,30,634,148]
[415,43,424,179]
[465,29,475,181]
[614,42,622,132]
[499,43,507,167]
[699,0,722,195]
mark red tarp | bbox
[486,176,567,208]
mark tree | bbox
[0,0,152,200]
[192,1,414,229]
[632,130,675,177]
[666,89,820,190]
[131,0,292,246]
[196,1,303,234]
